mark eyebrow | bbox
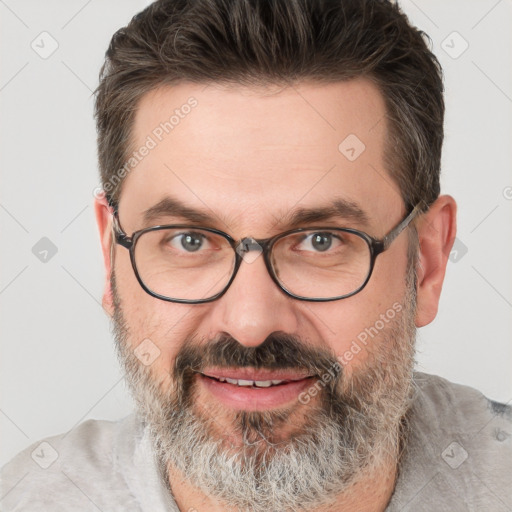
[281,199,370,229]
[141,196,370,230]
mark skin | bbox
[94,78,456,511]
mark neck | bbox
[166,452,399,512]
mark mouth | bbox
[196,369,317,410]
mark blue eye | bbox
[298,232,342,253]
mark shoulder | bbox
[0,414,143,512]
[411,371,512,427]
[388,372,512,512]
[411,372,512,444]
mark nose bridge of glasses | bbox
[234,236,271,265]
[227,236,282,299]
[237,236,265,253]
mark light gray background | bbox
[1,0,511,468]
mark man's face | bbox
[106,79,418,509]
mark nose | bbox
[207,248,299,348]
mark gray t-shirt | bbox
[1,372,511,511]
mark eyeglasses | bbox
[109,201,422,304]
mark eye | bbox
[167,232,210,252]
[297,232,343,253]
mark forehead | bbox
[119,79,402,234]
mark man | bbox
[1,0,510,510]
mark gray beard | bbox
[110,264,417,512]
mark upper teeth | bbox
[220,377,286,387]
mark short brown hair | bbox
[94,0,444,211]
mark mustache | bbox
[175,332,341,374]
[171,332,343,405]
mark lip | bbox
[200,367,314,382]
[198,371,317,410]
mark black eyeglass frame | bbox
[108,198,423,304]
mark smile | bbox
[200,372,315,388]
[196,371,317,410]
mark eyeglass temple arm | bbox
[106,194,132,249]
[381,202,423,250]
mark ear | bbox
[94,193,115,317]
[414,194,457,327]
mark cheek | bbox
[113,255,196,374]
[312,246,409,371]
